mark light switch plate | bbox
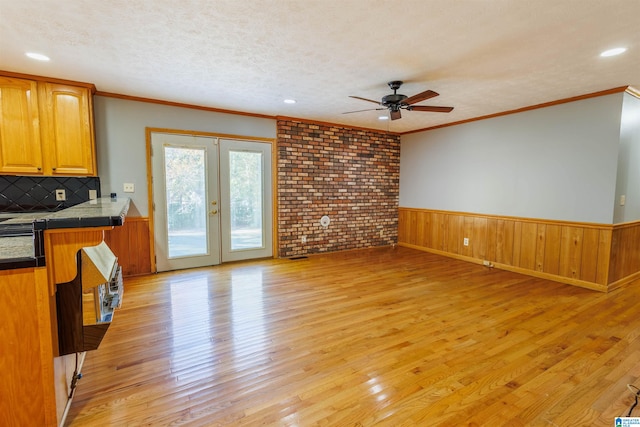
[55,189,66,201]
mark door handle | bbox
[210,209,218,215]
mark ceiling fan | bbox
[344,80,453,120]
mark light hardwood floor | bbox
[66,246,640,426]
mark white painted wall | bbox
[614,92,640,223]
[400,93,624,224]
[94,96,276,217]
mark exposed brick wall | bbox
[277,119,400,257]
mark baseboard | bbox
[399,242,608,292]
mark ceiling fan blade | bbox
[349,96,382,105]
[390,110,402,120]
[342,108,385,114]
[402,89,439,105]
[409,105,454,113]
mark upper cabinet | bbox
[0,75,96,176]
[40,83,96,176]
[0,76,43,174]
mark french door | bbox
[219,139,273,262]
[151,133,272,272]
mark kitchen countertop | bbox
[0,197,130,270]
[0,235,39,269]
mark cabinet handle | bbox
[52,167,56,171]
[37,167,42,171]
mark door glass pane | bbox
[229,150,263,250]
[164,146,208,258]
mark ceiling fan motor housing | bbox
[382,93,408,107]
[383,80,407,107]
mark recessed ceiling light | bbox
[283,99,296,104]
[26,52,50,61]
[600,47,627,57]
[379,116,389,120]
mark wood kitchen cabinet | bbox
[40,82,96,176]
[0,74,96,176]
[0,267,57,426]
[0,76,43,174]
[0,228,109,426]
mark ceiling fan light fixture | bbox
[600,47,627,57]
[25,52,50,61]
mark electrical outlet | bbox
[301,236,307,244]
[463,237,469,246]
[88,189,98,200]
[55,189,66,201]
[124,183,135,193]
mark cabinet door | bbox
[0,267,56,426]
[0,77,44,174]
[41,83,96,176]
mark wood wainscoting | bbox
[398,207,640,292]
[610,221,640,285]
[104,217,152,277]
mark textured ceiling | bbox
[1,0,639,133]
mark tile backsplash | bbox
[0,176,101,212]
